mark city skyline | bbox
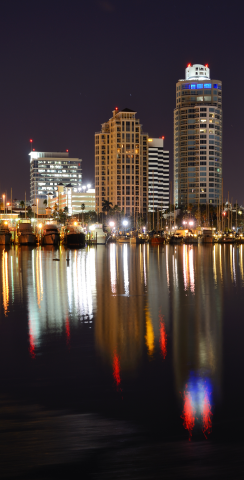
[0,1,243,204]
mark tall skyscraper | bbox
[174,64,222,207]
[29,151,82,205]
[95,108,148,217]
[148,138,169,212]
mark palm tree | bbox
[102,199,113,215]
[19,200,25,209]
[43,199,47,206]
[81,203,85,226]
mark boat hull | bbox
[65,233,85,247]
[43,233,60,245]
[150,237,165,245]
[18,234,36,245]
[0,233,11,245]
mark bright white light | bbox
[109,221,115,227]
[183,221,187,225]
[189,221,194,226]
[87,184,91,189]
[123,220,128,226]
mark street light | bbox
[109,221,115,227]
[87,184,91,189]
[123,220,128,226]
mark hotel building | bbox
[174,64,222,206]
[29,151,82,205]
[148,138,169,212]
[95,108,148,217]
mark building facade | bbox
[148,138,169,212]
[174,64,222,206]
[30,151,82,205]
[95,108,148,217]
[48,185,95,215]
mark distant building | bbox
[95,108,148,217]
[29,151,82,205]
[174,64,222,206]
[148,138,169,212]
[48,184,95,215]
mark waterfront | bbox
[1,243,244,478]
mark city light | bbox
[87,184,91,189]
[189,221,194,226]
[38,223,42,229]
[74,222,77,226]
[109,221,115,227]
[123,220,128,226]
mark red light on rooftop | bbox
[30,139,33,143]
[115,107,118,110]
[205,64,209,68]
[162,136,165,139]
[187,63,191,68]
[66,149,69,152]
[33,148,35,151]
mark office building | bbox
[148,138,169,212]
[174,64,222,206]
[29,151,82,205]
[95,108,148,217]
[48,185,95,215]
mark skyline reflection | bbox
[0,243,243,440]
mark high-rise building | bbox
[148,138,169,212]
[29,151,82,205]
[174,64,222,207]
[95,108,148,217]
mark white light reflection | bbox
[110,244,117,294]
[27,247,97,352]
[166,244,170,288]
[123,244,129,295]
[172,254,178,288]
[183,245,188,291]
[2,250,9,316]
[189,248,195,293]
[232,246,236,284]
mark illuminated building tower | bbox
[174,64,222,207]
[95,108,148,217]
[29,151,82,205]
[148,137,169,213]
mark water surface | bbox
[1,244,244,478]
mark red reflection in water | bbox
[159,314,167,359]
[66,318,70,347]
[28,320,35,359]
[29,333,35,359]
[181,389,195,441]
[202,391,213,438]
[113,351,121,388]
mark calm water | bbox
[1,243,244,478]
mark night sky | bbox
[1,0,243,203]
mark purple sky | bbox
[0,0,243,203]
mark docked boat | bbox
[169,233,183,244]
[116,235,130,243]
[17,222,36,245]
[198,228,214,244]
[0,223,11,245]
[184,234,198,244]
[61,223,85,247]
[42,224,60,245]
[150,234,165,245]
[218,234,236,244]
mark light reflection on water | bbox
[1,244,244,440]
